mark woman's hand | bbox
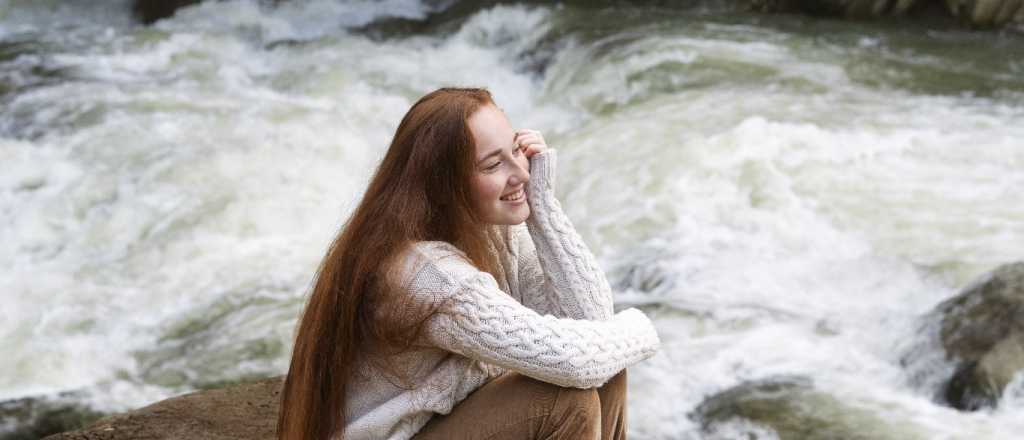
[514,129,548,158]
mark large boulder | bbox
[747,0,925,17]
[945,0,1024,27]
[43,377,283,440]
[748,0,1024,26]
[691,376,927,440]
[935,262,1024,410]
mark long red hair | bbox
[277,88,502,440]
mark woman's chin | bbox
[512,206,530,224]
[493,210,530,226]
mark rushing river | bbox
[2,0,1023,438]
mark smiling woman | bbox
[276,87,661,440]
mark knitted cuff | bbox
[528,149,557,193]
[614,307,661,356]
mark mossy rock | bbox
[692,376,926,440]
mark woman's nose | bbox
[509,158,529,185]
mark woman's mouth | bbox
[500,189,525,202]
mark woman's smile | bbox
[500,188,525,203]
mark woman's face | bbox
[467,104,530,225]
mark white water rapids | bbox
[2,0,1023,438]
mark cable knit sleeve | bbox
[402,242,660,389]
[515,149,615,321]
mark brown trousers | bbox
[412,370,628,440]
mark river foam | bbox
[2,1,1023,438]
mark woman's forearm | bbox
[520,150,615,321]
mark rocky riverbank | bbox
[692,262,1024,437]
[133,0,1024,28]
[750,0,1024,27]
[41,378,282,440]
[35,263,1024,439]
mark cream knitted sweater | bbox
[340,150,661,440]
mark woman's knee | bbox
[533,371,624,413]
[492,375,601,437]
[557,386,601,412]
[542,386,601,439]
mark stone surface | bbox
[0,395,106,440]
[42,377,283,440]
[749,0,1024,26]
[748,0,925,16]
[132,0,203,24]
[936,262,1024,410]
[692,376,926,440]
[946,0,1024,26]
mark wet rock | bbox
[132,0,203,24]
[132,0,291,25]
[350,0,485,41]
[692,376,926,440]
[0,395,106,440]
[935,262,1024,410]
[747,0,924,17]
[748,0,1024,26]
[945,0,1024,26]
[42,376,283,440]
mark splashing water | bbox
[2,1,1023,438]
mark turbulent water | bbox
[2,0,1023,438]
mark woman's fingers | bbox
[514,129,547,157]
[516,134,541,146]
[520,140,546,157]
[514,129,543,145]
